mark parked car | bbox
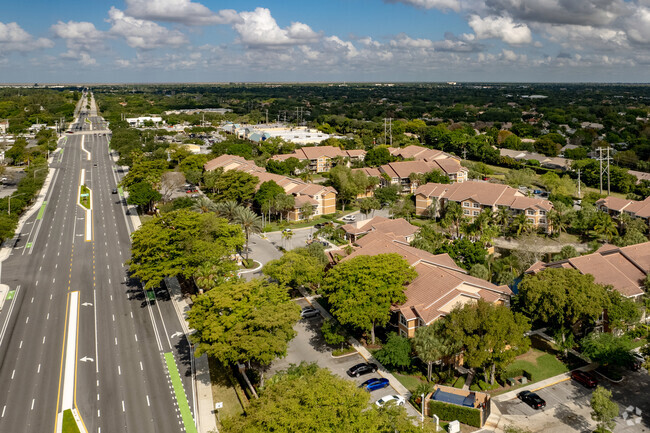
[341,215,356,222]
[347,362,378,377]
[517,391,546,409]
[112,188,118,194]
[186,188,198,193]
[571,370,598,388]
[359,377,389,392]
[300,307,320,319]
[375,394,406,407]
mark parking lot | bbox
[269,298,417,414]
[496,370,649,432]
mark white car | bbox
[341,215,356,222]
[375,395,406,408]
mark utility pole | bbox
[577,168,581,198]
[265,109,268,124]
[389,118,392,146]
[462,147,468,160]
[597,147,612,195]
[384,118,393,146]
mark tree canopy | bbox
[262,246,327,289]
[321,254,417,344]
[188,279,300,365]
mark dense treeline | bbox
[0,87,79,132]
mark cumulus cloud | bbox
[0,22,53,51]
[538,23,627,50]
[626,7,650,44]
[232,7,319,47]
[51,21,104,64]
[124,0,239,26]
[484,0,628,27]
[468,15,532,44]
[107,7,188,49]
[384,0,461,11]
[390,33,483,52]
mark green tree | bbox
[254,180,285,211]
[364,146,394,167]
[215,200,243,222]
[274,193,296,221]
[517,268,609,338]
[592,212,618,242]
[321,254,417,344]
[321,319,347,348]
[300,203,315,221]
[358,197,380,217]
[581,332,634,367]
[234,207,263,261]
[222,362,427,433]
[188,279,300,365]
[121,158,168,190]
[329,165,371,211]
[126,181,162,213]
[191,196,217,214]
[441,201,465,238]
[510,213,533,237]
[374,332,412,369]
[469,263,490,280]
[373,185,400,205]
[390,198,415,220]
[212,170,259,203]
[413,321,456,382]
[128,210,244,289]
[606,289,640,330]
[590,386,619,433]
[262,249,325,290]
[442,300,530,384]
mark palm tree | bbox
[191,196,217,214]
[442,201,464,238]
[592,213,618,242]
[493,206,511,234]
[234,207,263,261]
[547,209,564,236]
[215,200,242,222]
[511,213,533,237]
[193,263,222,294]
[281,229,294,249]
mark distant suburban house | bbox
[330,231,512,337]
[499,148,571,171]
[339,216,419,243]
[0,120,8,134]
[526,241,650,300]
[270,145,366,173]
[415,181,553,232]
[204,154,337,220]
[596,195,650,222]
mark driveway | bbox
[495,370,649,432]
[268,298,420,415]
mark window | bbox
[526,210,535,216]
[400,329,407,338]
[540,210,546,216]
[540,218,547,224]
[473,211,479,216]
[528,218,535,223]
[463,201,470,207]
[473,203,480,208]
[464,209,470,215]
[399,314,407,326]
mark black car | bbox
[517,391,546,410]
[346,363,378,377]
[112,188,118,194]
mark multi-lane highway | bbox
[0,93,196,433]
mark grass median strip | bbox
[79,185,90,209]
[164,352,198,433]
[37,201,47,220]
[62,409,80,433]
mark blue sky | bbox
[1,0,649,83]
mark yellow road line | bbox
[53,293,71,433]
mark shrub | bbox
[500,368,532,384]
[428,400,482,427]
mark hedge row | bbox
[428,400,482,428]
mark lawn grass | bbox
[207,357,247,425]
[505,349,569,383]
[452,375,466,389]
[393,372,426,393]
[62,409,80,433]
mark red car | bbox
[185,188,198,193]
[571,370,598,388]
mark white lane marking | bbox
[19,341,23,349]
[134,334,138,342]
[140,362,143,371]
[130,312,133,319]
[43,336,46,344]
[1,405,5,417]
[11,370,15,379]
[118,365,121,375]
[110,295,112,301]
[47,313,49,320]
[112,315,115,322]
[31,297,34,303]
[146,395,150,407]
[122,401,125,412]
[114,337,117,346]
[39,267,42,272]
[35,281,39,286]
[52,278,55,283]
[93,290,99,374]
[108,278,111,284]
[31,399,35,410]
[98,410,100,417]
[97,394,99,401]
[25,317,28,324]
[50,294,52,300]
[37,364,41,373]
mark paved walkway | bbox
[492,237,590,254]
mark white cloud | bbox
[107,7,188,49]
[484,0,628,27]
[626,7,650,44]
[124,0,238,26]
[390,34,434,48]
[323,36,359,58]
[233,7,319,47]
[468,15,532,44]
[0,22,53,51]
[384,0,461,12]
[538,23,627,51]
[51,21,104,65]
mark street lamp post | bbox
[8,193,26,215]
[33,167,48,179]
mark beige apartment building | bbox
[204,154,337,220]
[415,181,553,232]
[270,146,366,173]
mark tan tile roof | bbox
[381,161,438,178]
[352,167,382,177]
[429,159,466,175]
[526,241,650,298]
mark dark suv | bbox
[346,363,378,377]
[571,370,598,388]
[517,391,546,409]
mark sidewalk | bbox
[166,277,218,433]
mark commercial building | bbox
[126,116,164,127]
[415,181,553,232]
[204,154,337,220]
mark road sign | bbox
[80,193,89,197]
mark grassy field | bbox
[505,348,570,383]
[207,357,247,426]
[393,372,426,393]
[62,410,80,433]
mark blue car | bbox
[359,377,390,392]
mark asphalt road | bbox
[0,94,195,432]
